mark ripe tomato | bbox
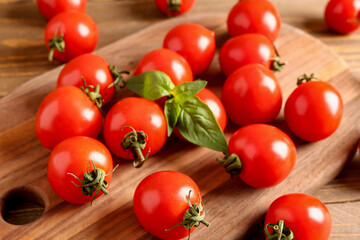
[57,53,123,105]
[223,124,296,188]
[133,171,208,239]
[103,97,167,167]
[227,0,281,41]
[44,11,98,62]
[284,77,343,142]
[325,0,360,34]
[35,86,102,149]
[163,23,216,75]
[155,0,195,16]
[48,136,114,204]
[264,193,332,240]
[219,34,281,76]
[134,48,193,86]
[36,0,87,20]
[221,64,282,126]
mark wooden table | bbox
[0,0,359,239]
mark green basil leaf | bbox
[173,80,207,102]
[164,98,181,136]
[177,96,229,153]
[125,70,175,101]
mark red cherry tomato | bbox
[36,0,87,20]
[227,0,281,41]
[265,193,332,240]
[221,64,282,126]
[48,136,114,204]
[35,86,102,149]
[227,124,296,188]
[103,97,167,165]
[134,48,193,86]
[155,0,195,16]
[133,171,208,239]
[44,11,98,62]
[325,0,360,34]
[163,23,216,75]
[284,78,343,142]
[219,33,279,76]
[57,53,116,105]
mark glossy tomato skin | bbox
[285,81,343,142]
[227,0,281,41]
[35,86,102,149]
[229,124,296,188]
[57,53,114,105]
[103,97,167,158]
[133,171,202,239]
[325,0,360,34]
[163,23,216,75]
[134,48,193,86]
[44,11,98,62]
[155,0,195,16]
[48,136,113,204]
[219,34,276,76]
[265,193,332,239]
[36,0,87,20]
[221,64,282,126]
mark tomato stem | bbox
[108,65,130,92]
[167,0,181,12]
[80,77,104,110]
[264,220,294,240]
[68,160,118,205]
[216,153,242,177]
[120,126,150,168]
[48,33,65,62]
[297,73,316,85]
[166,190,209,240]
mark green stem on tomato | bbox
[296,73,317,86]
[167,0,181,12]
[80,76,104,110]
[216,153,242,177]
[108,65,130,92]
[264,220,294,240]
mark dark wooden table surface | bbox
[0,0,359,239]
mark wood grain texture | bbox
[0,12,359,239]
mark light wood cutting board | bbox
[0,13,359,240]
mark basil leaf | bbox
[125,70,175,101]
[177,96,229,153]
[164,98,181,136]
[173,80,207,102]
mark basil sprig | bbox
[126,70,229,153]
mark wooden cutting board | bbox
[0,13,359,240]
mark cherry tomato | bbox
[103,97,167,167]
[227,0,281,41]
[155,0,195,16]
[36,86,102,149]
[48,136,114,204]
[325,0,360,34]
[163,23,216,75]
[134,48,193,86]
[221,64,282,126]
[264,193,332,240]
[284,77,343,142]
[36,0,87,20]
[219,33,280,76]
[133,171,208,239]
[57,53,117,105]
[226,124,296,188]
[44,11,98,62]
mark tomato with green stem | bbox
[133,171,209,240]
[227,0,281,41]
[45,11,98,62]
[48,136,115,204]
[325,0,360,34]
[36,0,87,20]
[103,97,167,168]
[284,74,343,142]
[217,124,296,188]
[155,0,195,16]
[35,86,102,149]
[57,53,128,105]
[264,193,332,239]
